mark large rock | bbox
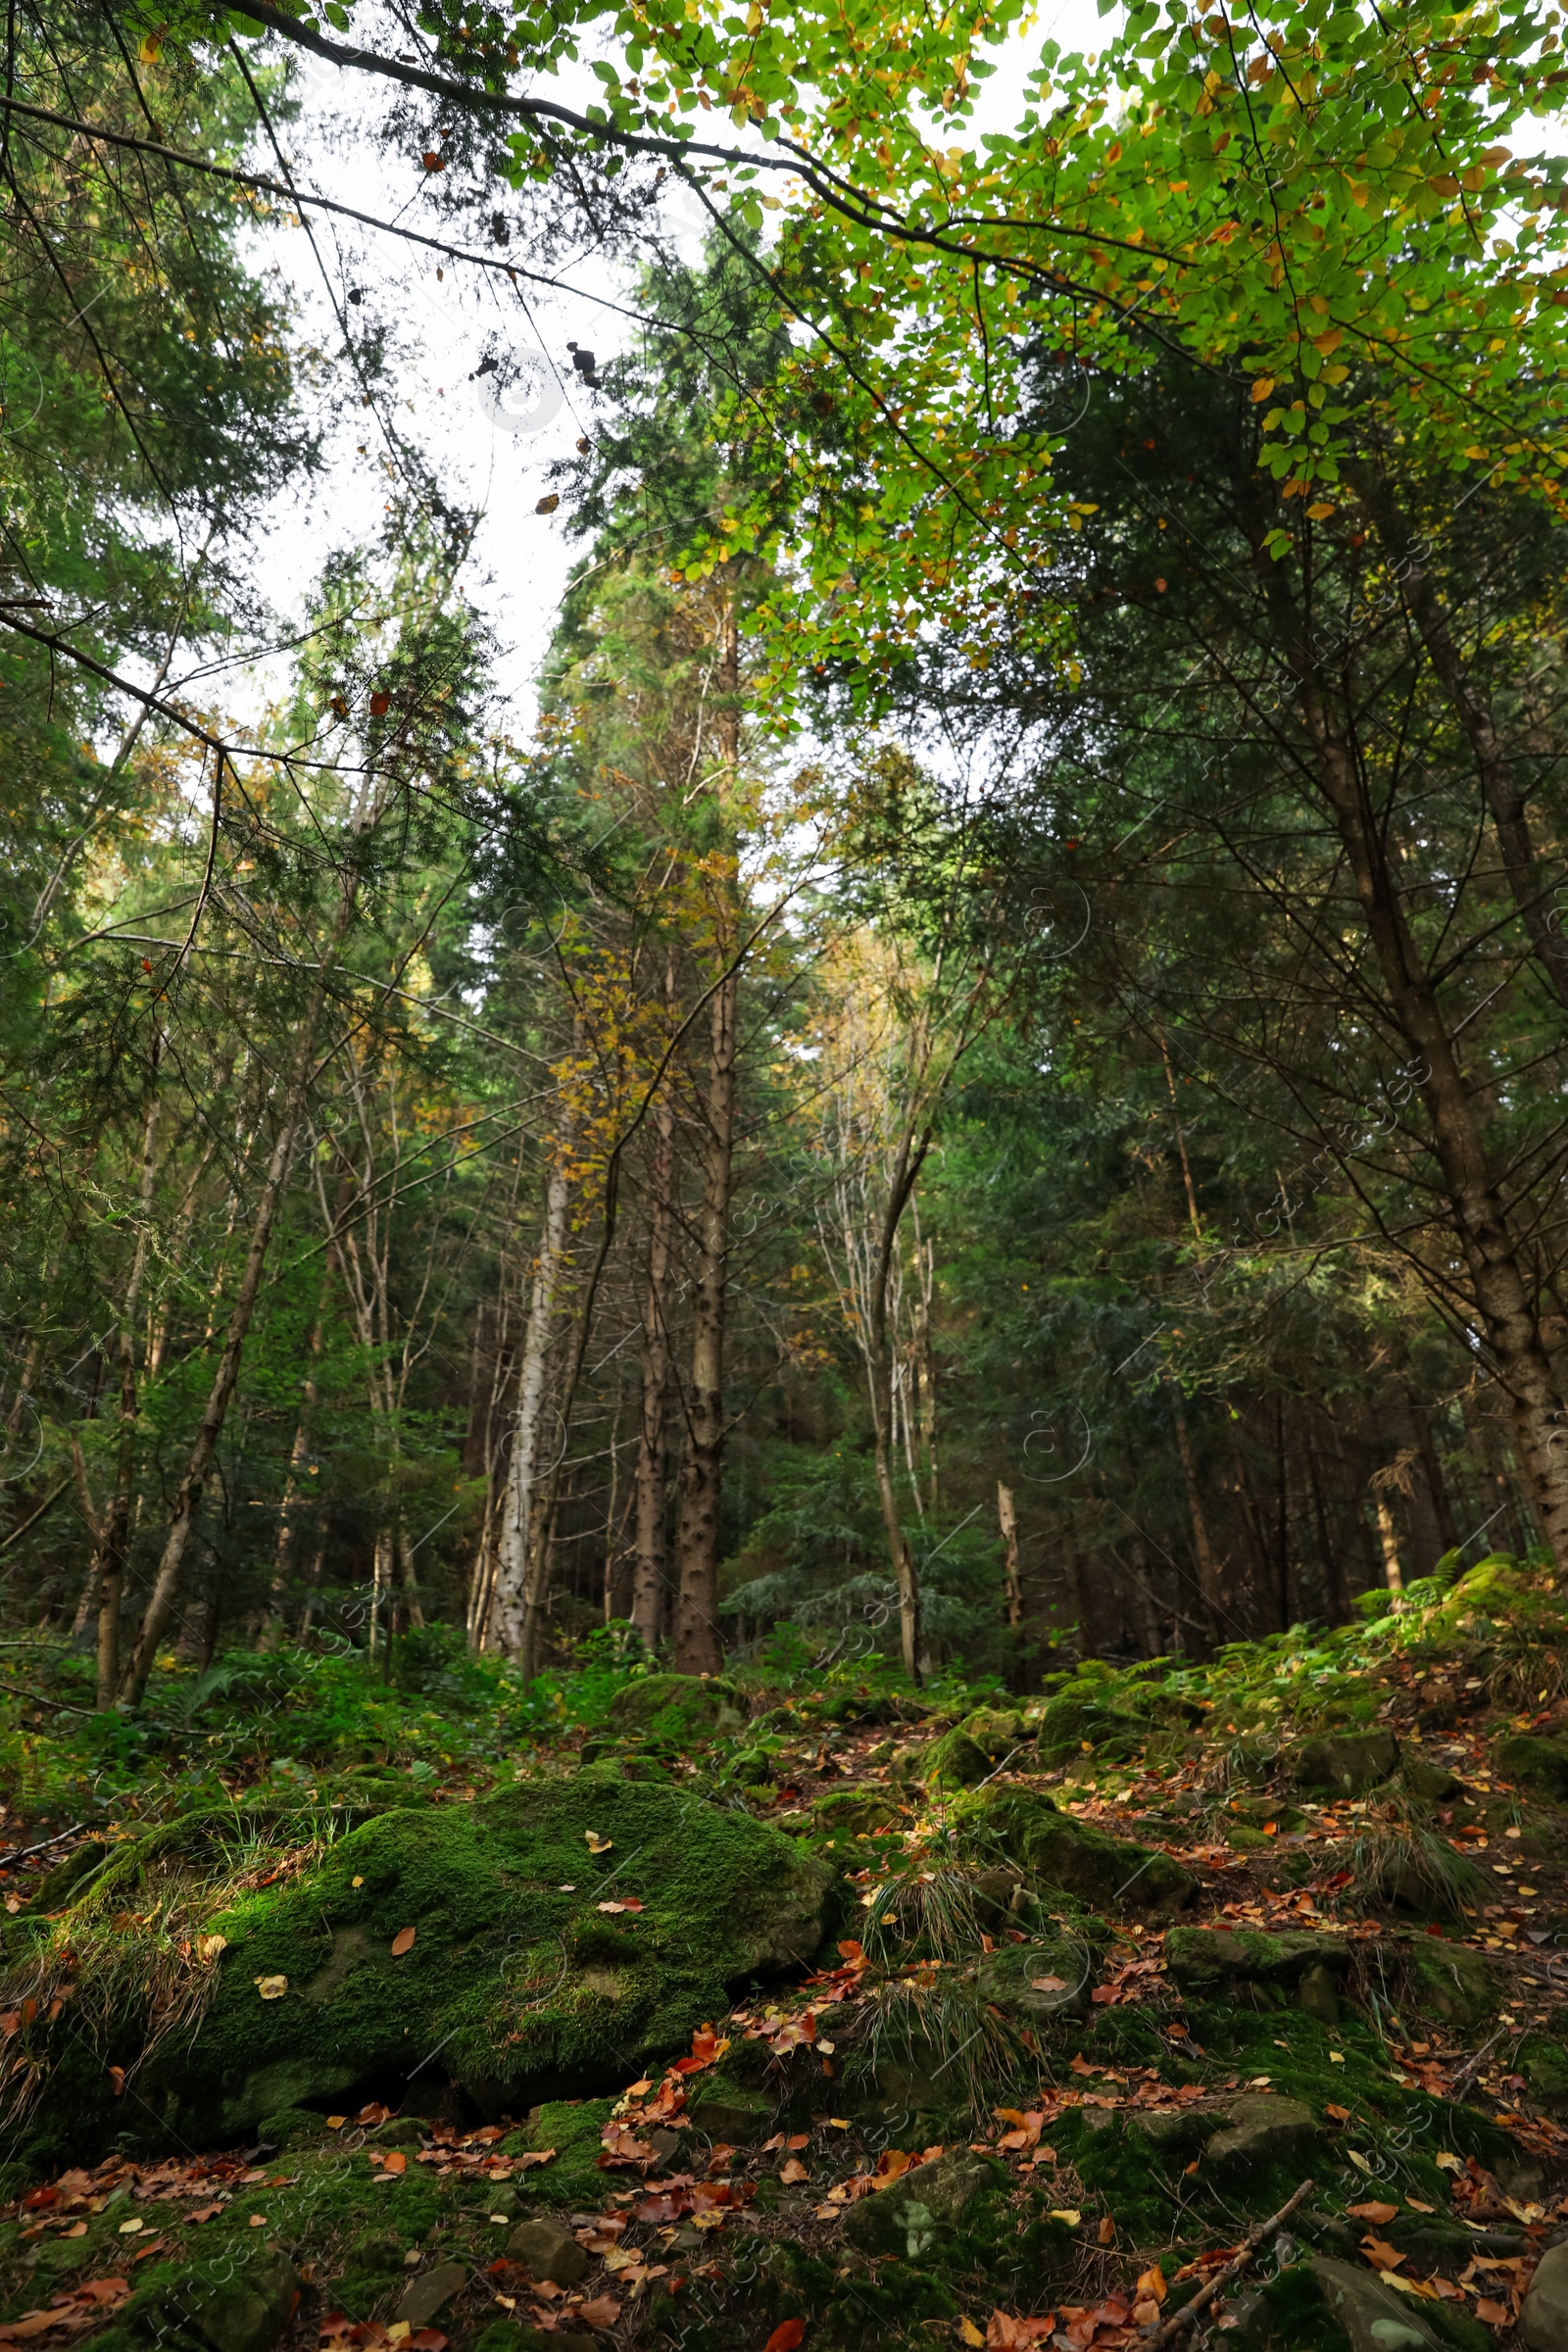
[1203,2093,1325,2180]
[841,2150,1008,2257]
[1292,1732,1399,1794]
[1520,2240,1568,2352]
[974,1937,1093,2024]
[1496,1736,1568,1803]
[37,1768,831,2154]
[952,1788,1194,1917]
[1405,1940,1494,2031]
[156,2248,300,2352]
[398,2262,469,2328]
[1305,2255,1445,2352]
[1165,1927,1349,1992]
[605,1673,747,1742]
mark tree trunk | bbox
[1356,472,1568,1015]
[1280,624,1568,1569]
[1374,1496,1404,1595]
[118,1094,303,1705]
[671,958,738,1675]
[998,1481,1022,1628]
[1165,1377,1224,1643]
[631,987,676,1653]
[487,1128,576,1660]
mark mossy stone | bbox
[922,1730,993,1790]
[1520,2241,1568,2352]
[504,2221,585,2286]
[508,2097,616,2207]
[91,1770,833,2151]
[840,2150,1007,2257]
[1302,2255,1448,2352]
[1204,2093,1325,2180]
[606,1674,746,1743]
[1402,1758,1463,1802]
[973,1938,1092,2023]
[952,1787,1194,1916]
[1516,2032,1568,2115]
[1494,1736,1568,1802]
[1292,1733,1399,1794]
[153,2247,300,2352]
[1405,1941,1494,2032]
[811,1788,908,1840]
[1165,1927,1349,1990]
[688,2085,774,2142]
[255,2105,329,2148]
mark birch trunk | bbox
[487,1134,575,1660]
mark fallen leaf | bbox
[196,1935,227,1961]
[1348,2204,1399,2226]
[409,2334,449,2350]
[584,1832,612,1854]
[391,1928,416,1958]
[1406,2201,1436,2215]
[255,1976,288,2001]
[1098,2217,1116,2245]
[1049,2211,1081,2228]
[762,2325,805,2352]
[1348,2150,1374,2175]
[1475,2302,1510,2327]
[1030,1977,1067,1993]
[352,1877,365,1888]
[1136,2267,1166,2306]
[573,2298,620,2329]
[184,2205,224,2225]
[958,2324,986,2348]
[1325,2103,1350,2122]
[380,2152,407,2177]
[597,1902,629,1915]
[780,2159,808,2184]
[117,2221,143,2236]
[1361,2238,1403,2273]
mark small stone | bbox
[1519,2239,1568,2352]
[1402,1757,1462,1802]
[1125,2108,1221,2157]
[372,2116,426,2148]
[1405,1941,1494,2031]
[505,2220,587,2286]
[842,2152,1005,2257]
[398,2262,468,2329]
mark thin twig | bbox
[1448,2026,1507,2104]
[0,1823,85,1869]
[1145,2179,1314,2350]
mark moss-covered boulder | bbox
[1495,1735,1568,1802]
[1517,2031,1568,2114]
[1291,1732,1399,1794]
[952,1787,1195,1917]
[810,1788,908,1842]
[605,1672,748,1743]
[1165,1927,1350,1995]
[922,1728,992,1790]
[24,1769,831,2159]
[148,2247,300,2352]
[839,2149,1008,2257]
[1405,1940,1494,2031]
[972,1936,1092,2024]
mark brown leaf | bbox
[779,2159,808,2184]
[1348,2203,1399,2226]
[1097,2216,1116,2246]
[1030,1977,1067,1993]
[1360,2239,1403,2273]
[380,2152,407,2176]
[574,2296,621,2328]
[1135,2267,1166,2306]
[1475,2302,1510,2328]
[762,2326,805,2352]
[391,1928,416,1958]
[535,495,561,515]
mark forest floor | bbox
[0,1558,1563,2352]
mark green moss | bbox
[15,1770,831,2159]
[1516,2031,1568,2113]
[1494,1735,1568,1800]
[952,1786,1194,1916]
[505,2096,616,2207]
[1404,1940,1494,2031]
[605,1674,746,1745]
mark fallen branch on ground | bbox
[1145,2179,1315,2349]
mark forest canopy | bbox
[2,0,1567,1699]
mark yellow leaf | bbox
[254,1975,288,2001]
[1250,377,1275,402]
[1050,2210,1082,2227]
[1306,503,1335,519]
[585,1831,613,1853]
[958,2322,986,2347]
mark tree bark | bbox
[671,956,738,1675]
[487,1120,576,1661]
[998,1480,1022,1629]
[118,1095,305,1704]
[1165,1376,1224,1643]
[94,1057,163,1706]
[1276,602,1568,1570]
[1356,472,1568,1014]
[631,1045,675,1653]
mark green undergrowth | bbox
[0,1560,1562,2349]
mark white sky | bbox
[236,0,1112,732]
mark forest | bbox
[0,0,1566,2349]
